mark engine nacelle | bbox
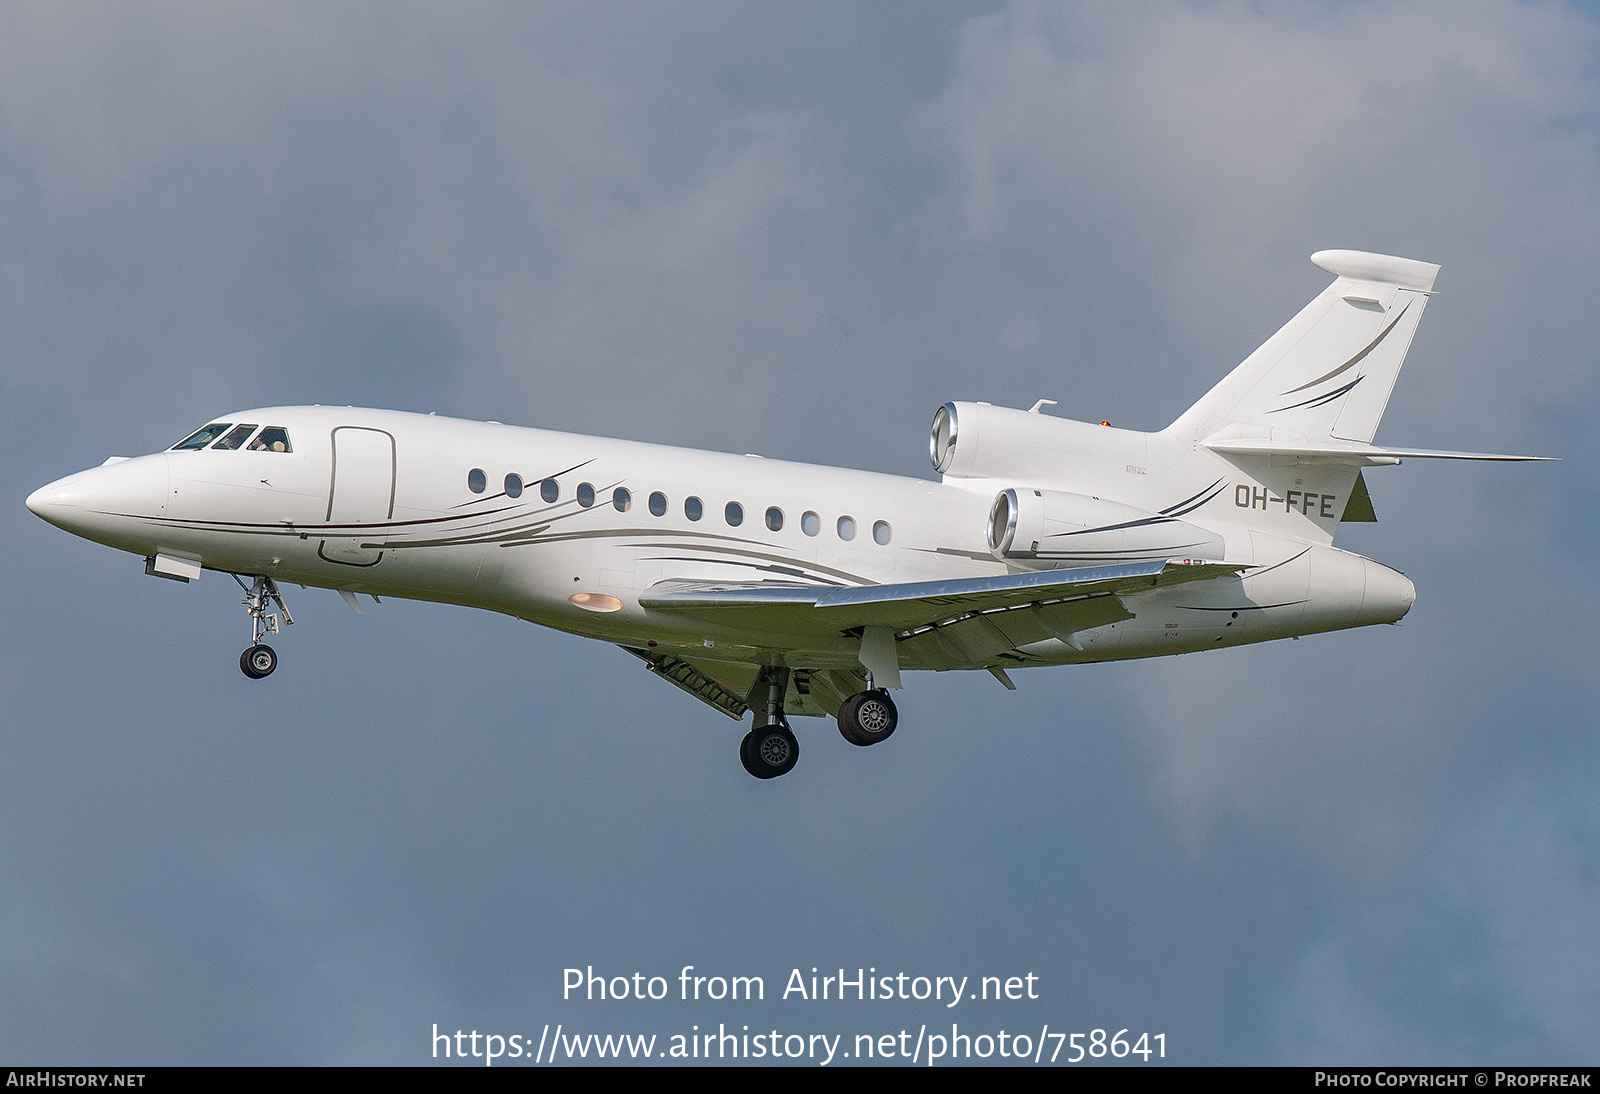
[930,401,1154,489]
[986,487,1226,564]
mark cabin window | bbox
[613,487,631,512]
[248,427,292,453]
[873,520,892,545]
[649,491,667,517]
[801,511,820,537]
[685,496,703,521]
[577,482,595,508]
[837,515,856,541]
[540,478,559,503]
[172,423,232,451]
[725,501,744,527]
[505,473,524,499]
[468,468,487,493]
[212,424,258,450]
[765,506,783,532]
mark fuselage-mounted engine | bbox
[930,401,1224,566]
[985,486,1224,565]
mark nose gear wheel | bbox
[241,644,278,678]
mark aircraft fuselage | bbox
[27,404,1413,674]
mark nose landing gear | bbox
[234,574,293,679]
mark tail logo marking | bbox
[1275,297,1413,401]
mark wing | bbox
[631,559,1242,716]
[641,558,1237,627]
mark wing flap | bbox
[897,592,1136,669]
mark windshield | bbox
[171,423,232,450]
[247,427,292,453]
[211,424,259,450]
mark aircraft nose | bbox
[24,482,58,518]
[25,456,168,545]
[25,476,83,527]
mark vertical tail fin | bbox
[1162,251,1438,546]
[1167,250,1439,447]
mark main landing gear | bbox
[234,574,293,679]
[741,723,799,780]
[837,688,898,746]
[736,669,899,779]
[740,667,798,779]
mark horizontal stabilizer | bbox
[1203,438,1555,465]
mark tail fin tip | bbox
[1310,250,1440,293]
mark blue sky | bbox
[3,1,1596,1065]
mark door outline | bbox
[319,426,396,567]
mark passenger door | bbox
[319,426,395,567]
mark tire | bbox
[241,644,277,679]
[740,724,799,779]
[837,689,897,747]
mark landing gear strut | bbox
[740,667,799,779]
[234,574,293,679]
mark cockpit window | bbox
[247,427,292,453]
[211,424,259,450]
[172,423,233,450]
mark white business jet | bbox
[28,251,1548,778]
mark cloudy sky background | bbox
[3,0,1596,1065]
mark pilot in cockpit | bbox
[247,427,292,453]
